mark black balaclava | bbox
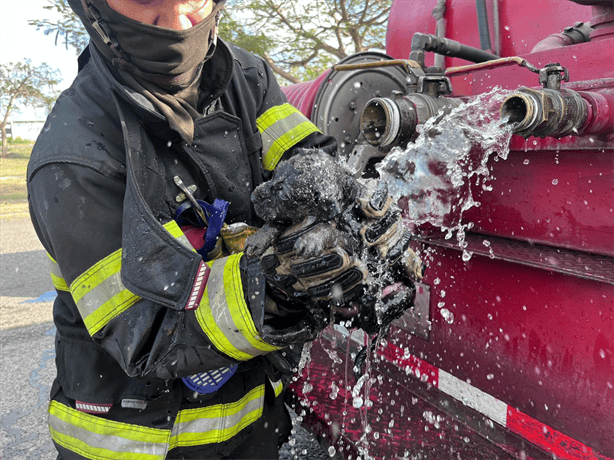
[69,0,227,142]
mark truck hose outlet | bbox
[361,97,403,147]
[361,94,462,148]
[500,87,588,138]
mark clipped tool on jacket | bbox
[174,175,240,394]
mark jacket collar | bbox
[88,38,236,141]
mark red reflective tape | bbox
[185,261,210,311]
[506,407,613,460]
[380,343,439,387]
[75,401,112,414]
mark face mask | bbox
[79,0,227,90]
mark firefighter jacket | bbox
[27,39,336,459]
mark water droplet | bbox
[552,179,559,185]
[440,308,454,324]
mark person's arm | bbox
[253,56,337,172]
[28,162,282,382]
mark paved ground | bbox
[0,212,58,460]
[0,214,55,329]
[0,322,57,460]
[0,214,327,460]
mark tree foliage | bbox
[28,0,89,54]
[29,0,392,84]
[232,0,391,83]
[0,61,61,157]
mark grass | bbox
[1,143,33,220]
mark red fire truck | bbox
[282,1,614,458]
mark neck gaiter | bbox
[74,0,227,142]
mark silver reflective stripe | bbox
[49,257,64,280]
[171,388,264,440]
[260,110,309,151]
[48,411,169,458]
[48,253,69,291]
[207,260,264,357]
[270,378,283,397]
[76,272,125,319]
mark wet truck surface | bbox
[282,0,614,459]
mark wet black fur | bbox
[246,151,359,256]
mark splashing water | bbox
[376,88,515,252]
[339,89,515,459]
[287,89,517,460]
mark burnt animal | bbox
[247,149,422,347]
[246,151,360,258]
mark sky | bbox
[1,0,80,120]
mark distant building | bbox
[8,106,49,141]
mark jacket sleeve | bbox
[254,56,337,172]
[28,162,281,382]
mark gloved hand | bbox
[355,179,424,280]
[245,149,424,337]
[242,217,369,349]
[256,216,369,311]
[339,180,424,334]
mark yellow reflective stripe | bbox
[71,250,122,304]
[170,384,265,448]
[48,401,170,460]
[195,255,280,361]
[163,220,195,251]
[62,223,195,336]
[70,249,140,336]
[222,255,280,354]
[48,253,69,292]
[270,378,284,398]
[257,103,320,171]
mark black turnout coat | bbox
[27,39,335,458]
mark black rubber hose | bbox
[476,0,492,51]
[411,33,499,64]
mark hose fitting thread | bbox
[500,87,587,138]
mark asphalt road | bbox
[0,322,57,460]
[0,216,328,460]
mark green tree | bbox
[30,0,391,84]
[28,0,89,54]
[0,61,61,157]
[233,0,391,83]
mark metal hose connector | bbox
[361,97,403,147]
[500,87,588,138]
[360,94,463,148]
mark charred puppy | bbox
[246,149,424,343]
[246,151,360,257]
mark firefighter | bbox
[27,0,409,458]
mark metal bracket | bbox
[539,63,570,90]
